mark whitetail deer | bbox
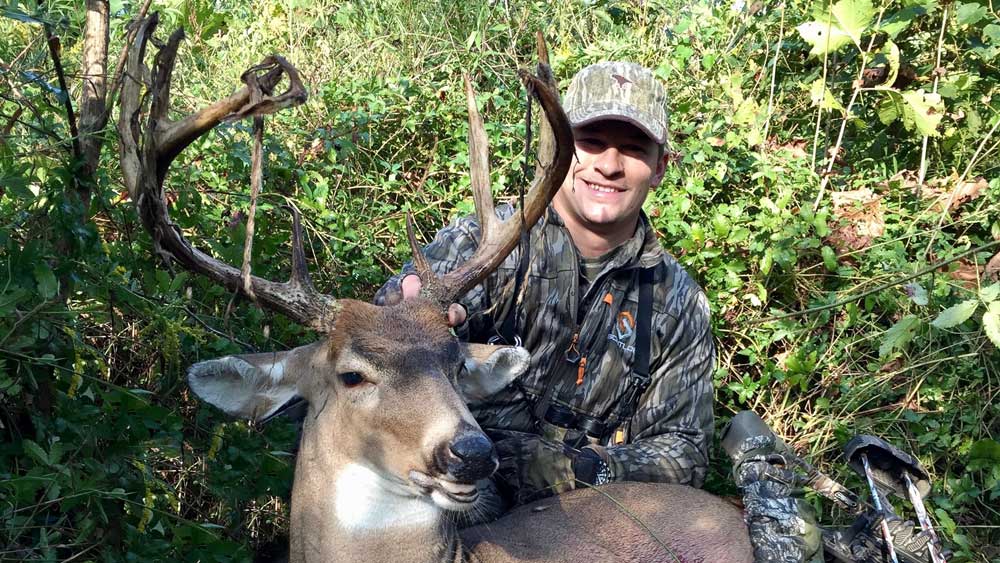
[118,16,753,563]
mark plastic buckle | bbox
[487,334,522,347]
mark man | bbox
[376,61,714,516]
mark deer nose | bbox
[441,432,496,482]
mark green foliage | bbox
[1,0,999,560]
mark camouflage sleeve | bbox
[603,288,715,487]
[373,213,494,339]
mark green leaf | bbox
[22,439,49,466]
[984,303,1000,348]
[879,41,901,90]
[981,283,1000,303]
[905,283,929,306]
[935,508,957,537]
[969,439,1000,462]
[797,0,875,56]
[33,263,58,300]
[878,90,945,136]
[955,3,987,26]
[877,6,927,38]
[930,299,979,329]
[901,91,945,136]
[831,0,876,45]
[0,8,45,25]
[985,24,1000,44]
[809,79,845,113]
[879,315,920,358]
[821,245,839,271]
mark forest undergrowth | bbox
[1,0,998,560]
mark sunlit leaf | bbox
[930,299,979,329]
[831,0,875,45]
[877,90,945,136]
[797,21,855,56]
[985,24,1000,44]
[981,283,1000,303]
[797,0,875,56]
[809,78,845,112]
[955,2,987,26]
[878,40,901,89]
[984,302,1000,348]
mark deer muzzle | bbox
[437,428,498,483]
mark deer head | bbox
[118,14,573,531]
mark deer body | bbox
[119,20,754,563]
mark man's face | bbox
[553,120,667,236]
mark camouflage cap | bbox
[564,62,668,145]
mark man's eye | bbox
[339,372,367,387]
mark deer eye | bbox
[339,372,367,387]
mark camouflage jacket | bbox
[375,205,715,488]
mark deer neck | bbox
[288,417,465,563]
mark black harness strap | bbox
[600,266,656,440]
[491,82,534,347]
[496,231,529,346]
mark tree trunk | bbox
[78,0,110,211]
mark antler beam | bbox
[409,42,574,307]
[118,14,339,331]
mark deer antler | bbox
[409,36,574,307]
[118,14,339,331]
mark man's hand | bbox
[400,274,467,327]
[494,434,577,504]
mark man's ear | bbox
[650,144,668,187]
[188,348,303,422]
[459,344,530,405]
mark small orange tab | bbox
[614,428,626,445]
[576,357,587,385]
[602,292,613,305]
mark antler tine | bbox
[419,64,574,307]
[119,15,340,331]
[464,74,495,242]
[406,211,435,279]
[288,205,315,292]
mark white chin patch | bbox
[333,463,438,532]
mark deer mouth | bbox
[408,470,479,511]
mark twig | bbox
[810,2,834,171]
[922,114,1000,259]
[103,0,153,123]
[761,2,786,144]
[43,24,82,169]
[751,240,1000,324]
[812,6,888,211]
[0,106,24,144]
[917,5,949,188]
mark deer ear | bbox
[188,350,300,422]
[459,344,530,404]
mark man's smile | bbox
[582,179,627,195]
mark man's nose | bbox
[592,147,624,178]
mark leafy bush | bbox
[1,0,998,560]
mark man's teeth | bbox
[586,181,621,193]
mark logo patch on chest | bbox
[608,311,636,354]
